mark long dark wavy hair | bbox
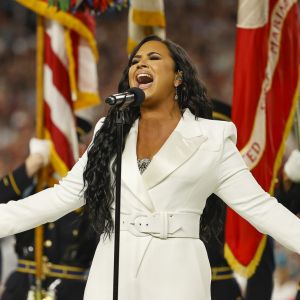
[83,35,224,242]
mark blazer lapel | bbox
[122,120,155,212]
[142,109,207,190]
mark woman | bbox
[1,35,300,300]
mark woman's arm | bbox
[214,122,300,254]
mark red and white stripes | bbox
[44,20,78,175]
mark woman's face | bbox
[128,41,178,107]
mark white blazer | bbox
[1,109,300,300]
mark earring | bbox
[174,86,179,101]
[174,71,183,101]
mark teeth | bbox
[137,73,152,79]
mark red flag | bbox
[225,0,300,276]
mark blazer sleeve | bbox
[214,122,300,254]
[0,118,104,238]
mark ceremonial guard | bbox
[275,149,300,299]
[204,194,243,300]
[206,100,275,300]
[244,237,275,300]
[204,100,243,300]
[0,117,98,300]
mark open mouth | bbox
[136,73,154,90]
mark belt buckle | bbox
[136,212,170,239]
[128,214,149,237]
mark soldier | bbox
[0,116,98,300]
[244,237,275,300]
[204,195,243,300]
[0,138,49,299]
[275,149,300,299]
[206,99,275,300]
[276,149,300,216]
[204,100,243,300]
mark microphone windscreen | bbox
[128,87,145,106]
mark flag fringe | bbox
[74,92,101,110]
[64,28,78,102]
[127,37,138,56]
[132,9,166,27]
[224,235,267,278]
[16,0,99,61]
[45,130,70,178]
[64,28,101,108]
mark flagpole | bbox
[33,15,45,300]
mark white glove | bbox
[284,149,300,182]
[29,138,51,166]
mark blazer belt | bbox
[120,212,200,239]
[17,259,88,281]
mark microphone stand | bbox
[106,88,144,300]
[113,108,126,300]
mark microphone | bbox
[105,87,145,107]
[105,87,145,109]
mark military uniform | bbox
[0,164,33,287]
[0,164,98,300]
[276,180,300,299]
[204,194,243,300]
[244,236,275,300]
[204,195,275,300]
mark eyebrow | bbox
[133,52,162,59]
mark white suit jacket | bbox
[1,109,300,300]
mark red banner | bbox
[225,0,300,276]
